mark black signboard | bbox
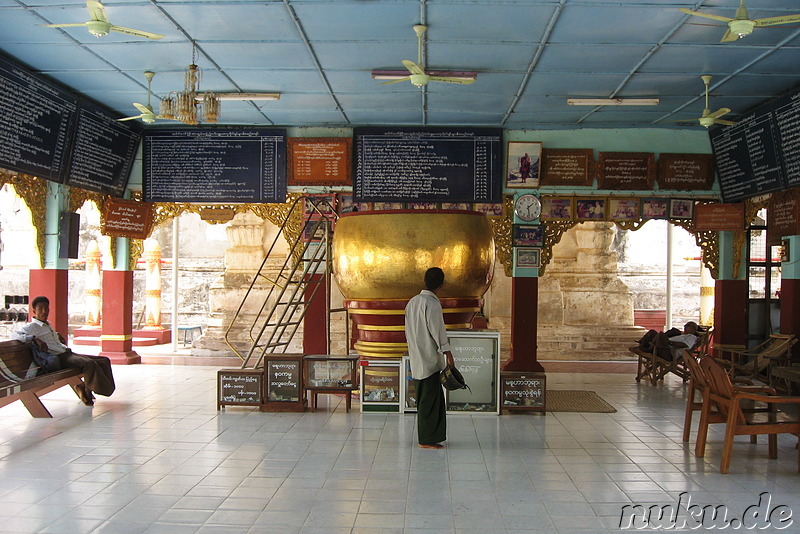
[710,113,784,202]
[217,369,264,408]
[266,358,301,402]
[66,100,140,196]
[772,92,800,189]
[143,128,287,203]
[500,372,546,414]
[353,127,502,203]
[0,53,78,182]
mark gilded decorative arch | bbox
[0,170,48,267]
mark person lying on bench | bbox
[13,296,115,406]
[631,321,699,361]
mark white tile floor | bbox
[0,366,798,534]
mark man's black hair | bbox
[31,296,49,309]
[424,267,445,291]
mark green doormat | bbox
[546,390,616,413]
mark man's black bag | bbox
[31,345,63,374]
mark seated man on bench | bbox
[13,296,115,406]
[632,321,699,360]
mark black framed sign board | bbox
[353,127,503,203]
[709,83,800,202]
[66,100,140,197]
[143,128,287,202]
[0,53,78,183]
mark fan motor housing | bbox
[87,20,111,37]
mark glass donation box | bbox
[263,354,306,412]
[303,354,359,412]
[360,360,401,412]
[446,330,500,414]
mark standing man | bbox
[405,267,454,449]
[14,296,115,406]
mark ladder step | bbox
[264,321,302,327]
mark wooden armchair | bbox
[713,334,797,381]
[696,355,800,474]
[683,351,773,449]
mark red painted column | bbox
[780,279,800,360]
[100,270,140,364]
[29,269,69,339]
[503,276,544,372]
[303,273,327,354]
[713,279,747,347]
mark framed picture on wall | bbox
[641,198,669,219]
[442,202,470,210]
[304,193,337,217]
[506,141,542,188]
[670,199,694,219]
[514,247,541,268]
[513,225,544,247]
[473,203,504,218]
[608,198,640,222]
[408,202,437,210]
[541,197,573,220]
[575,197,606,220]
[338,193,373,214]
[373,202,405,211]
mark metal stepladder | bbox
[224,196,343,370]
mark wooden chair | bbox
[682,350,772,448]
[696,355,800,474]
[634,327,711,386]
[713,334,797,381]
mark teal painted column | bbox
[28,182,69,335]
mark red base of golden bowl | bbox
[346,297,482,359]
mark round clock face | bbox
[514,194,541,221]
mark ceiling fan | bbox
[671,76,736,128]
[118,72,177,124]
[372,25,476,87]
[680,0,800,43]
[44,1,165,40]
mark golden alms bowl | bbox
[332,210,495,300]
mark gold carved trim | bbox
[0,171,48,268]
[494,195,514,277]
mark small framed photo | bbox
[781,239,790,263]
[304,194,336,216]
[575,198,606,220]
[408,202,437,210]
[338,193,372,214]
[473,203,504,218]
[506,141,542,188]
[513,225,544,247]
[641,198,669,219]
[515,247,541,268]
[442,202,470,210]
[608,198,640,222]
[302,221,326,242]
[541,197,573,220]
[670,199,694,219]
[373,202,405,211]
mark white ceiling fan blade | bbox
[43,23,89,28]
[708,107,731,119]
[678,8,734,24]
[428,76,475,85]
[132,102,153,114]
[714,119,737,126]
[117,114,143,122]
[720,29,739,42]
[110,25,165,40]
[87,1,108,23]
[754,14,800,27]
[402,60,425,76]
[380,77,411,85]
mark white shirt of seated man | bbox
[13,300,69,354]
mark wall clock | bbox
[514,194,541,222]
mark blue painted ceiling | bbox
[1,0,799,129]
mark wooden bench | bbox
[0,340,83,417]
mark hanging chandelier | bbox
[160,47,220,125]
